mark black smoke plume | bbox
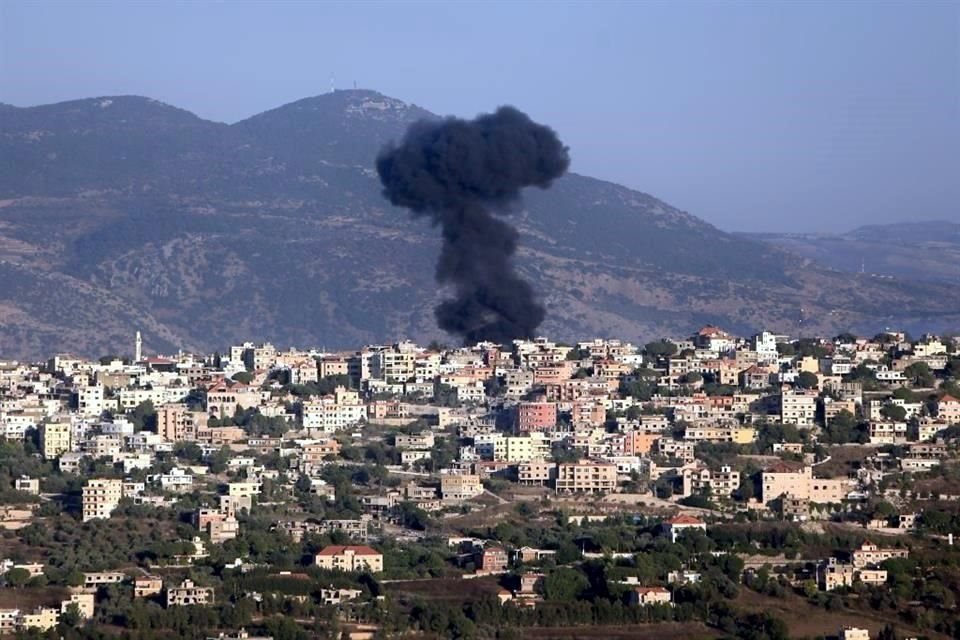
[376,106,570,345]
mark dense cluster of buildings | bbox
[0,327,956,631]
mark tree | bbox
[5,567,30,588]
[543,568,589,601]
[823,410,866,444]
[60,602,82,627]
[735,474,755,502]
[904,362,935,388]
[232,371,254,384]
[644,340,678,359]
[872,500,896,519]
[397,502,431,530]
[681,372,703,384]
[795,371,819,390]
[880,404,907,422]
[129,400,157,432]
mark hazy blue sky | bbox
[1,0,957,232]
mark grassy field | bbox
[384,575,504,602]
[0,585,69,609]
[735,588,948,639]
[520,622,716,639]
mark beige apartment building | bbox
[937,395,960,423]
[302,387,365,433]
[19,607,60,631]
[683,426,756,444]
[780,390,817,426]
[682,465,740,498]
[61,591,95,619]
[555,460,617,494]
[315,545,383,573]
[818,558,855,590]
[440,473,484,501]
[40,421,72,460]
[227,481,261,499]
[518,460,556,486]
[157,403,208,442]
[851,542,908,568]
[134,576,163,598]
[762,462,853,504]
[82,478,124,522]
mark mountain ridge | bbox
[743,220,960,286]
[0,90,958,359]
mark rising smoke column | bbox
[376,106,570,345]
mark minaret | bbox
[135,331,142,362]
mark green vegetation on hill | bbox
[1,91,960,358]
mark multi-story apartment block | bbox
[850,542,908,568]
[157,403,208,442]
[315,545,383,573]
[477,546,509,572]
[818,558,855,590]
[40,421,72,460]
[18,607,60,631]
[516,401,557,433]
[440,472,483,501]
[134,576,163,598]
[298,438,342,463]
[555,460,617,494]
[302,387,365,432]
[518,460,556,486]
[76,384,105,417]
[502,433,550,463]
[781,390,817,425]
[82,478,123,522]
[166,579,214,607]
[61,591,95,619]
[394,432,436,450]
[15,475,39,494]
[761,462,852,503]
[937,394,960,423]
[682,465,740,498]
[319,518,370,542]
[683,426,756,444]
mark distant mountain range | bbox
[1,90,958,359]
[743,221,960,285]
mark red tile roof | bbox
[698,326,727,337]
[764,460,804,473]
[666,515,705,526]
[316,545,380,557]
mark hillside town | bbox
[1,328,959,640]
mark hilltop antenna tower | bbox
[329,74,335,94]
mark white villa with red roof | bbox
[628,586,673,606]
[315,545,383,573]
[664,515,707,542]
